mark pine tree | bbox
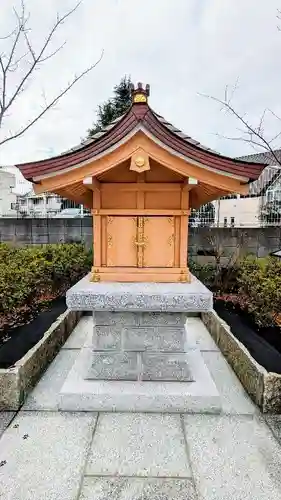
[87,76,132,137]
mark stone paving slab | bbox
[63,316,92,349]
[80,477,196,499]
[22,350,79,410]
[183,414,281,500]
[185,317,219,351]
[86,413,191,477]
[0,411,97,500]
[201,350,256,414]
[0,412,15,437]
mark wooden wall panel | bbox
[101,191,137,209]
[144,191,181,209]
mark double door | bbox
[105,216,177,268]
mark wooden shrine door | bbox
[142,217,176,268]
[92,174,190,282]
[105,216,177,269]
[106,216,138,267]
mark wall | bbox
[213,196,262,227]
[0,218,281,262]
[0,217,93,247]
[189,226,281,264]
[0,171,17,217]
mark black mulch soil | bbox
[0,298,66,369]
[214,299,281,375]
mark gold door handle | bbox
[134,239,146,246]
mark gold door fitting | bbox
[134,239,146,247]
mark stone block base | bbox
[142,353,193,381]
[66,276,213,312]
[94,312,187,327]
[88,311,191,382]
[60,277,219,412]
[93,325,187,353]
[86,351,193,382]
[59,348,221,413]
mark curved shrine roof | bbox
[17,83,267,183]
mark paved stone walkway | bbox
[0,316,281,499]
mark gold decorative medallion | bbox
[130,148,150,173]
[135,156,145,168]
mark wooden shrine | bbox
[17,83,265,283]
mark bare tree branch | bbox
[3,2,83,117]
[0,28,18,41]
[200,89,281,167]
[0,50,104,147]
[0,0,102,147]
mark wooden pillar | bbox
[180,183,190,282]
[92,178,101,281]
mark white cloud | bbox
[0,0,280,165]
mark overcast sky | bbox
[0,0,280,165]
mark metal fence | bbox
[189,195,281,228]
[6,196,90,218]
[2,193,281,227]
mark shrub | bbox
[189,259,239,293]
[189,260,216,288]
[0,243,91,330]
[238,255,281,327]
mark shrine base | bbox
[59,276,221,412]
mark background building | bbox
[0,168,17,217]
[191,150,281,227]
[0,165,88,217]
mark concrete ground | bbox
[0,315,281,499]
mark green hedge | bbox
[190,255,281,327]
[0,243,92,330]
[189,259,239,293]
[238,255,281,327]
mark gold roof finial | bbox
[130,82,150,104]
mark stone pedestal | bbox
[88,312,192,382]
[59,275,221,413]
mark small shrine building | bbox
[17,83,266,283]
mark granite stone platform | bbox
[65,274,213,312]
[2,317,280,500]
[60,275,219,412]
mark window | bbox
[275,190,281,202]
[223,217,227,227]
[267,190,274,202]
[230,217,235,227]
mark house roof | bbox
[238,150,281,195]
[16,83,266,183]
